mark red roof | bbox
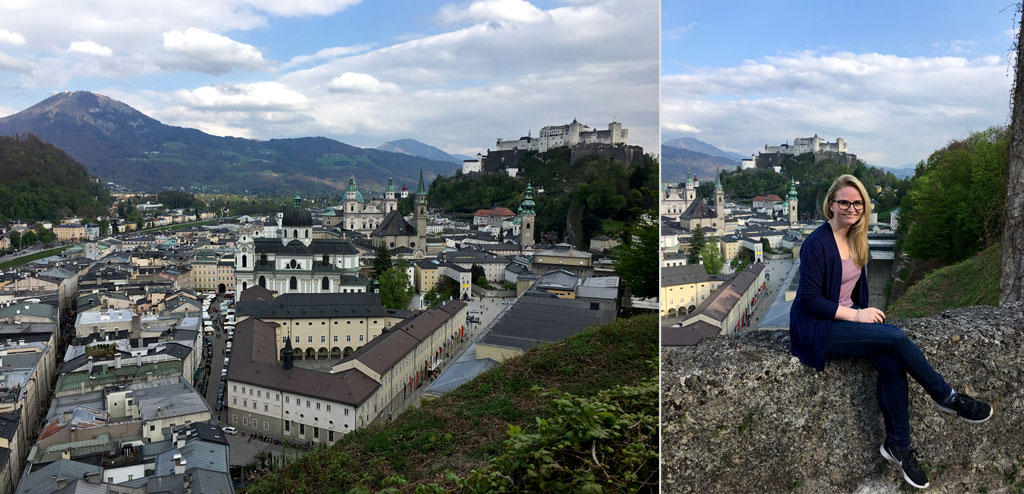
[474,209,491,216]
[753,195,782,202]
[491,207,515,216]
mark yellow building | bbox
[660,264,729,318]
[54,224,86,242]
[191,252,235,292]
[244,292,407,360]
[719,236,740,262]
[414,260,440,293]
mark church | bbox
[370,170,429,257]
[234,197,366,295]
[320,175,398,236]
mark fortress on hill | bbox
[751,134,858,170]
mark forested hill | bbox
[426,146,659,248]
[0,133,111,222]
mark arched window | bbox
[293,229,298,238]
[305,229,310,238]
[289,259,297,269]
[258,276,266,287]
[290,276,298,290]
[321,277,329,290]
[283,229,287,238]
[242,282,247,291]
[260,254,267,264]
[322,255,329,265]
[241,255,247,268]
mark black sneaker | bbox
[937,392,993,423]
[880,444,930,489]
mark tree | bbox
[98,219,109,236]
[10,230,20,250]
[372,244,393,280]
[731,246,754,273]
[613,214,658,298]
[21,230,37,247]
[760,238,774,255]
[1003,6,1024,306]
[379,260,413,310]
[471,265,486,283]
[687,227,706,264]
[701,239,724,275]
[36,227,56,245]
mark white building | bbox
[496,120,627,153]
[764,135,847,155]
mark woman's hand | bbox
[856,307,886,324]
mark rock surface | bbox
[661,304,1024,493]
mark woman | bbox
[789,174,992,490]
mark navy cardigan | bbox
[789,222,869,371]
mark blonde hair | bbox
[822,174,871,268]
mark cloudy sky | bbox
[0,0,658,156]
[662,0,1017,168]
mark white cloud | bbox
[664,22,696,40]
[245,0,361,17]
[437,0,549,24]
[328,72,399,93]
[68,40,113,57]
[0,51,30,73]
[664,122,701,133]
[162,28,269,73]
[0,28,26,45]
[662,51,1011,166]
[174,82,309,112]
[283,44,373,69]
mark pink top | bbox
[838,258,860,308]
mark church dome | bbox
[282,196,312,226]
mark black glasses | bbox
[833,200,865,211]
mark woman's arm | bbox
[794,240,840,319]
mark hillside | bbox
[427,146,658,247]
[376,138,471,164]
[662,136,747,161]
[661,145,738,183]
[888,242,1002,318]
[0,91,459,194]
[0,133,111,222]
[245,314,658,493]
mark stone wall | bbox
[662,303,1024,493]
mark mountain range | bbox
[661,137,741,183]
[376,138,472,164]
[0,91,460,195]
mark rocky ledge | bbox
[662,303,1024,493]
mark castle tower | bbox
[714,169,725,229]
[786,177,799,225]
[415,169,427,249]
[519,183,536,249]
[384,175,397,213]
[344,176,359,230]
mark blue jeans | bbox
[826,318,952,451]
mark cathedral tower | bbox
[519,183,536,249]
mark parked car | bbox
[223,426,237,436]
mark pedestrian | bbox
[789,174,991,490]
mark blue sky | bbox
[662,0,1017,167]
[0,0,658,157]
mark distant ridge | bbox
[375,138,471,164]
[0,91,460,194]
[663,136,747,161]
[661,145,739,183]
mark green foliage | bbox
[470,265,486,284]
[246,314,658,494]
[0,134,112,223]
[427,150,657,246]
[760,238,774,255]
[379,261,413,310]
[899,127,1007,262]
[889,242,1001,317]
[21,230,37,247]
[700,239,724,275]
[9,230,21,250]
[687,227,706,264]
[475,276,492,290]
[372,244,393,280]
[458,379,658,493]
[731,246,754,272]
[156,190,202,209]
[612,214,658,298]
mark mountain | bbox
[0,133,111,222]
[662,136,747,161]
[0,91,460,194]
[375,138,472,164]
[661,145,739,183]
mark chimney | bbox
[114,354,121,369]
[174,455,186,475]
[176,431,186,449]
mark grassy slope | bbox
[888,243,1002,318]
[245,314,657,493]
[0,246,71,270]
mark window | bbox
[242,255,247,268]
[344,409,349,416]
[232,414,237,423]
[233,398,237,405]
[306,400,311,408]
[329,430,334,441]
[257,390,261,398]
[285,396,290,404]
[314,427,319,438]
[333,336,338,342]
[299,423,305,435]
[233,385,237,392]
[276,394,280,401]
[359,335,364,342]
[346,335,351,342]
[290,276,298,290]
[243,400,247,407]
[327,404,331,412]
[308,336,313,343]
[264,421,269,431]
[243,417,249,425]
[321,277,329,290]
[282,337,287,343]
[264,404,268,412]
[316,402,321,410]
[285,421,290,432]
[295,336,299,343]
[321,336,326,343]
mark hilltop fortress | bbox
[750,134,858,170]
[464,120,642,176]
